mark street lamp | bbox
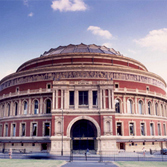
[61,108,63,156]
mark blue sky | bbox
[0,0,167,86]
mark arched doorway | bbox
[71,119,97,151]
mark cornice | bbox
[16,52,147,73]
[0,65,166,88]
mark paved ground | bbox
[62,161,118,167]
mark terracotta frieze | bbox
[0,71,165,91]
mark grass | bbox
[115,161,167,167]
[0,159,66,167]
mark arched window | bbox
[34,100,39,114]
[46,99,51,114]
[155,103,158,115]
[2,105,4,117]
[127,99,133,114]
[138,100,143,114]
[161,104,163,116]
[115,99,120,113]
[15,102,18,116]
[24,101,28,115]
[8,103,10,116]
[148,102,151,115]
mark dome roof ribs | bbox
[41,43,123,56]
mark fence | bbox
[0,150,167,162]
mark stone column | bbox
[40,97,43,114]
[75,90,78,109]
[18,99,21,115]
[28,98,31,115]
[10,101,13,116]
[99,88,102,109]
[144,98,147,115]
[135,96,138,114]
[52,90,55,110]
[111,90,114,109]
[108,89,111,109]
[64,89,69,109]
[61,89,63,109]
[123,95,126,114]
[89,89,92,109]
[56,89,58,109]
[103,89,106,109]
[152,99,155,115]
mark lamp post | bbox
[61,108,63,156]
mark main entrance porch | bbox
[71,119,97,151]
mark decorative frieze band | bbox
[0,71,165,91]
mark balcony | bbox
[114,88,167,100]
[0,88,52,100]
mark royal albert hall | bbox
[0,43,167,154]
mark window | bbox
[5,124,8,137]
[158,124,161,136]
[163,124,166,136]
[138,100,143,114]
[46,99,51,113]
[34,100,39,114]
[127,99,133,114]
[117,123,122,136]
[24,101,28,114]
[155,103,158,115]
[21,143,24,146]
[12,124,16,137]
[141,123,145,136]
[150,123,154,136]
[129,123,134,136]
[115,84,119,88]
[115,99,120,113]
[161,104,163,116]
[92,91,98,106]
[79,91,88,105]
[15,103,18,116]
[146,86,149,91]
[21,123,25,136]
[32,143,35,146]
[148,102,151,115]
[143,142,145,145]
[69,91,74,106]
[16,87,19,92]
[0,125,2,137]
[47,83,51,89]
[152,142,154,145]
[44,123,50,136]
[8,104,10,116]
[32,123,37,136]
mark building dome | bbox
[0,43,167,154]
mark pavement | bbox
[62,161,118,167]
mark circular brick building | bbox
[0,43,167,154]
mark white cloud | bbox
[28,12,34,17]
[103,43,112,48]
[134,28,167,52]
[128,49,137,54]
[23,0,29,7]
[51,0,87,12]
[87,26,112,39]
